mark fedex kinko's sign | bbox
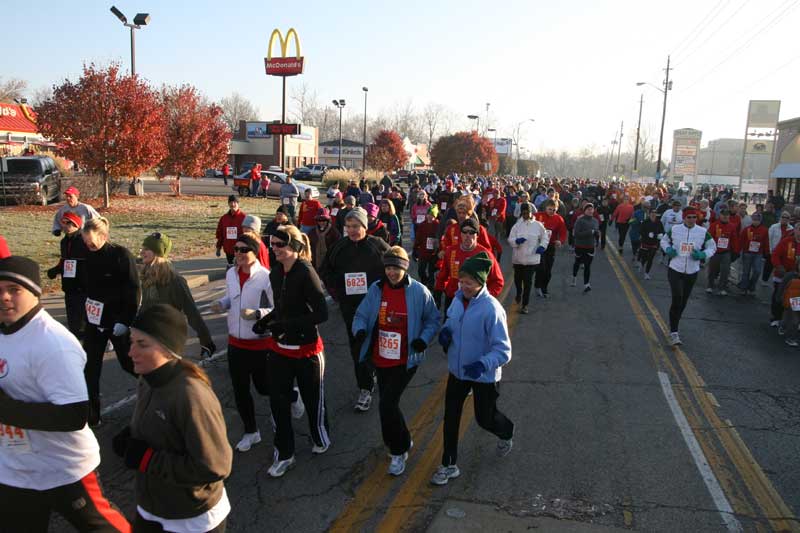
[265,28,304,76]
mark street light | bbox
[637,55,672,183]
[487,128,497,149]
[332,99,346,167]
[362,87,368,172]
[513,118,535,173]
[110,6,150,76]
[467,114,480,133]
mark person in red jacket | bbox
[215,195,247,267]
[298,189,323,234]
[770,226,800,327]
[611,195,635,255]
[435,218,503,310]
[222,162,231,186]
[534,199,567,298]
[737,212,770,294]
[413,205,441,290]
[250,164,262,197]
[486,194,507,238]
[706,208,739,295]
[440,196,493,254]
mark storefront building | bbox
[228,120,318,173]
[318,139,364,169]
[0,102,51,156]
[771,117,800,204]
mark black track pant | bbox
[268,352,330,460]
[417,258,438,290]
[599,223,607,249]
[616,222,629,249]
[442,373,513,467]
[639,247,658,273]
[84,325,135,403]
[572,248,594,284]
[0,472,130,533]
[771,281,785,322]
[135,513,226,532]
[534,246,556,293]
[228,344,271,434]
[667,268,698,333]
[341,306,376,392]
[631,239,641,259]
[377,365,417,456]
[64,290,87,340]
[513,264,536,306]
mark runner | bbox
[533,199,567,298]
[706,208,739,295]
[298,189,323,234]
[596,197,613,250]
[486,191,507,238]
[778,271,800,347]
[628,200,645,264]
[215,195,247,268]
[769,226,800,329]
[308,207,341,271]
[737,212,769,295]
[571,203,600,293]
[113,304,232,532]
[508,202,549,314]
[352,247,439,476]
[364,202,390,243]
[242,215,270,270]
[439,196,493,254]
[410,191,432,244]
[639,208,664,280]
[0,254,130,532]
[336,195,356,234]
[82,216,140,426]
[320,207,390,411]
[378,199,402,246]
[138,232,216,358]
[412,205,441,291]
[222,162,231,186]
[253,225,331,477]
[263,207,291,267]
[210,234,275,452]
[51,186,99,237]
[611,195,634,255]
[432,252,513,486]
[46,211,89,339]
[660,207,717,345]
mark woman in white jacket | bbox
[508,202,550,314]
[211,234,275,452]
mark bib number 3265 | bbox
[344,272,368,295]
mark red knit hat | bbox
[60,212,83,228]
[64,186,80,196]
[0,236,10,259]
[683,206,699,217]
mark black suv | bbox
[1,156,62,205]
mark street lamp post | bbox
[637,55,672,183]
[362,87,368,172]
[332,99,346,167]
[633,94,643,174]
[513,118,535,174]
[467,114,480,133]
[110,6,150,76]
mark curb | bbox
[185,269,226,289]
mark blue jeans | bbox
[738,253,764,291]
[301,225,315,235]
[251,180,259,197]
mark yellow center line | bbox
[607,246,798,531]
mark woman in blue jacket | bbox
[353,246,439,476]
[432,251,514,486]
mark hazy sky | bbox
[5,0,799,157]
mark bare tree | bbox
[28,86,53,108]
[290,82,319,124]
[0,77,28,103]
[422,103,444,151]
[219,92,259,132]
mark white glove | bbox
[210,301,223,314]
[112,323,129,337]
[240,308,260,320]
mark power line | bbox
[734,52,800,94]
[671,0,730,58]
[673,0,750,66]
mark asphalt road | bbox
[43,224,800,532]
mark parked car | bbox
[326,165,345,172]
[292,167,312,180]
[233,170,319,200]
[0,156,61,205]
[307,164,328,180]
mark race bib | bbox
[378,330,401,359]
[344,272,368,295]
[717,237,729,249]
[282,197,290,205]
[0,424,31,453]
[599,215,605,221]
[416,215,426,224]
[426,237,435,250]
[791,297,800,312]
[679,242,694,257]
[491,209,498,217]
[376,195,382,201]
[441,202,447,210]
[226,226,237,240]
[749,241,760,253]
[331,208,339,216]
[63,259,77,279]
[545,229,552,241]
[85,298,104,325]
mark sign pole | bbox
[280,76,286,173]
[739,104,751,194]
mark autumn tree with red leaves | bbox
[365,130,408,172]
[158,85,231,179]
[36,64,166,207]
[431,131,498,176]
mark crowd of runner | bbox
[0,173,793,531]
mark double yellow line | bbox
[605,246,798,532]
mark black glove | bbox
[354,329,367,344]
[267,321,287,338]
[124,437,151,470]
[411,338,427,352]
[112,426,131,458]
[46,266,59,279]
[433,290,443,310]
[52,229,61,237]
[200,342,217,358]
[252,311,275,335]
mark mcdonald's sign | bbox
[265,28,304,76]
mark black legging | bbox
[616,222,629,249]
[599,223,608,249]
[513,264,536,305]
[573,248,594,284]
[534,246,556,292]
[667,268,698,333]
[639,247,658,273]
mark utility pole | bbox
[633,94,643,174]
[656,55,672,184]
[615,120,624,173]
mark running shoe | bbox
[312,443,330,455]
[644,273,651,280]
[430,465,461,486]
[669,332,682,346]
[786,339,799,347]
[770,320,780,327]
[583,284,592,293]
[355,389,372,412]
[235,431,262,452]
[536,288,544,298]
[570,277,577,287]
[496,438,513,457]
[521,306,529,314]
[705,287,713,294]
[388,452,408,476]
[268,456,296,478]
[291,387,305,419]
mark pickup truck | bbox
[0,156,62,205]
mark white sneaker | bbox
[770,320,781,327]
[719,290,728,296]
[430,465,461,486]
[669,332,682,346]
[786,338,799,347]
[354,389,372,412]
[644,273,651,280]
[311,442,330,455]
[497,438,513,457]
[291,387,305,419]
[388,453,408,476]
[235,431,261,452]
[583,284,592,293]
[705,287,713,294]
[570,277,577,287]
[268,455,296,478]
[535,288,544,298]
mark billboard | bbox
[492,138,512,155]
[747,100,781,128]
[246,122,271,139]
[671,128,702,178]
[740,100,780,191]
[745,139,773,155]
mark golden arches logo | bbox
[267,28,301,60]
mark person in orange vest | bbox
[737,212,769,295]
[770,225,800,330]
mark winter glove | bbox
[112,323,129,337]
[411,338,427,352]
[46,265,60,279]
[210,300,223,314]
[267,321,286,338]
[666,247,678,258]
[52,229,61,237]
[111,426,131,458]
[215,248,222,257]
[515,237,527,245]
[124,437,151,470]
[354,329,367,344]
[200,342,216,358]
[462,360,485,380]
[438,327,452,351]
[536,246,546,254]
[691,250,706,261]
[240,308,260,320]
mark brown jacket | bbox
[131,361,232,519]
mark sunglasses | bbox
[461,230,478,235]
[685,215,698,219]
[270,241,288,248]
[233,246,252,254]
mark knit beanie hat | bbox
[364,202,380,218]
[131,304,187,359]
[242,215,262,234]
[383,247,410,271]
[519,202,533,213]
[427,204,439,218]
[460,218,480,233]
[142,232,172,258]
[459,251,492,286]
[0,236,10,259]
[0,256,42,296]
[236,234,261,255]
[345,207,368,228]
[60,212,83,229]
[315,207,331,221]
[345,195,356,206]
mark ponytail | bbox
[178,359,211,387]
